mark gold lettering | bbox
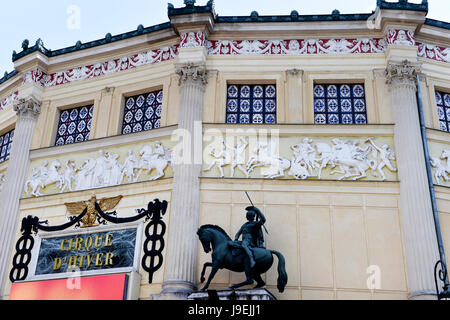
[94,235,104,248]
[53,258,62,271]
[78,255,85,268]
[104,252,115,266]
[95,253,104,267]
[68,256,78,268]
[85,236,93,252]
[74,237,83,251]
[86,254,95,268]
[68,238,74,251]
[105,234,114,247]
[60,239,68,252]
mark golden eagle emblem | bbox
[65,195,123,228]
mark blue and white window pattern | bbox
[55,106,94,146]
[314,84,367,125]
[436,91,450,132]
[226,84,277,124]
[0,129,14,163]
[122,90,163,135]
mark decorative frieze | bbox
[386,29,416,46]
[203,136,398,181]
[207,38,387,55]
[417,43,450,63]
[22,45,179,88]
[0,91,18,110]
[24,141,173,198]
[180,32,206,48]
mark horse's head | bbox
[197,228,212,253]
[197,225,231,254]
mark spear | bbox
[245,192,269,235]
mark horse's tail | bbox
[270,250,288,293]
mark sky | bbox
[0,0,449,76]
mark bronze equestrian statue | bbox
[197,206,288,293]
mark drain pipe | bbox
[416,74,450,299]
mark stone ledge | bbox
[188,289,276,301]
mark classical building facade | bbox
[0,0,449,300]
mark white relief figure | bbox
[288,138,319,179]
[366,138,397,181]
[58,159,76,193]
[75,158,96,190]
[138,141,170,181]
[122,150,140,183]
[431,149,450,184]
[316,139,377,181]
[108,153,123,186]
[0,173,6,192]
[24,160,64,197]
[226,137,250,178]
[92,150,108,187]
[247,143,291,179]
[204,140,232,178]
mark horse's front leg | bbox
[201,265,220,292]
[200,262,213,283]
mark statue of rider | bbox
[234,206,266,268]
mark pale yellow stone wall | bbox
[199,179,408,300]
[436,186,450,267]
[0,22,449,300]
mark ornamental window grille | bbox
[0,129,14,163]
[55,106,94,146]
[314,84,368,125]
[226,84,277,124]
[122,90,163,135]
[436,91,450,132]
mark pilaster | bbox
[157,10,210,297]
[0,95,41,299]
[386,60,440,299]
[285,69,304,124]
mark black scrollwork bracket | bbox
[434,260,450,300]
[9,199,168,284]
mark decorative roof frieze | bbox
[22,44,179,88]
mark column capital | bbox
[386,60,421,90]
[13,96,41,119]
[286,68,304,78]
[175,62,208,90]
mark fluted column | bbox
[160,63,207,298]
[0,96,41,299]
[386,60,440,299]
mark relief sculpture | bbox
[204,136,398,181]
[24,142,173,197]
[430,149,450,185]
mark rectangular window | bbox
[314,84,367,124]
[226,84,277,124]
[55,105,94,146]
[122,90,163,135]
[0,129,14,163]
[436,90,450,132]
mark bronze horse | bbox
[197,225,288,292]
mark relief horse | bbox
[197,225,288,293]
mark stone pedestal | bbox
[188,289,277,301]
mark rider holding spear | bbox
[234,192,268,268]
